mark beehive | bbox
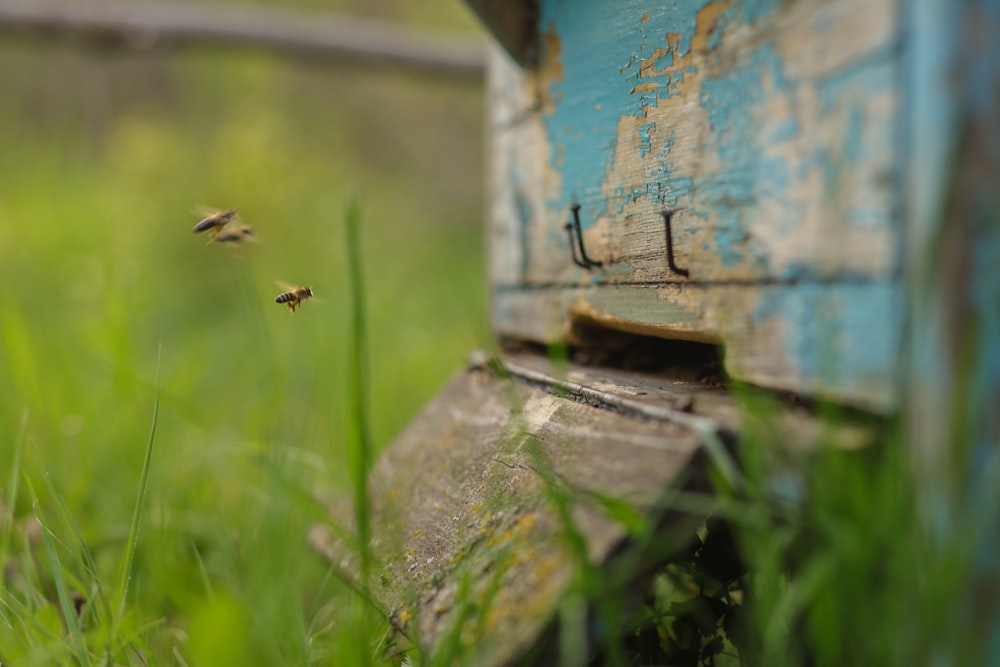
[314,1,999,662]
[471,0,996,414]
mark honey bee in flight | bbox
[211,224,257,244]
[207,223,258,255]
[274,283,314,313]
[192,207,240,236]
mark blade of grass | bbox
[115,342,162,634]
[345,197,372,587]
[345,195,374,667]
[1,408,29,567]
[191,542,215,599]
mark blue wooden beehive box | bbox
[316,1,998,662]
[467,0,999,414]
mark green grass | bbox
[2,3,997,666]
[0,4,488,661]
[512,401,998,667]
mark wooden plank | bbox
[310,354,877,665]
[498,352,875,451]
[310,361,711,665]
[493,282,902,411]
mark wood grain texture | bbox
[486,0,905,409]
[311,362,710,665]
[310,354,877,664]
[494,282,901,411]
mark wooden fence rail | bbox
[0,0,485,79]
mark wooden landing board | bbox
[310,353,873,665]
[486,0,905,410]
[311,358,711,665]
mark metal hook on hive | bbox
[565,203,602,270]
[662,209,689,278]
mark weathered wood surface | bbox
[312,357,710,665]
[310,352,874,664]
[494,283,900,410]
[486,0,904,410]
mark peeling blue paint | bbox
[539,0,719,218]
[507,132,535,283]
[843,102,864,165]
[713,211,758,268]
[535,0,905,297]
[697,44,791,267]
[707,17,726,51]
[758,156,789,199]
[752,282,902,389]
[638,122,655,158]
[537,0,901,281]
[538,0,801,233]
[769,118,799,142]
[742,0,783,22]
[514,188,532,282]
[817,48,896,114]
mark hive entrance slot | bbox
[503,320,725,386]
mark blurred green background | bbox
[0,0,487,662]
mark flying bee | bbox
[192,206,240,236]
[274,283,314,313]
[211,224,256,244]
[209,224,258,255]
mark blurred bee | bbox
[208,224,258,255]
[192,206,239,236]
[274,283,314,313]
[211,224,257,244]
